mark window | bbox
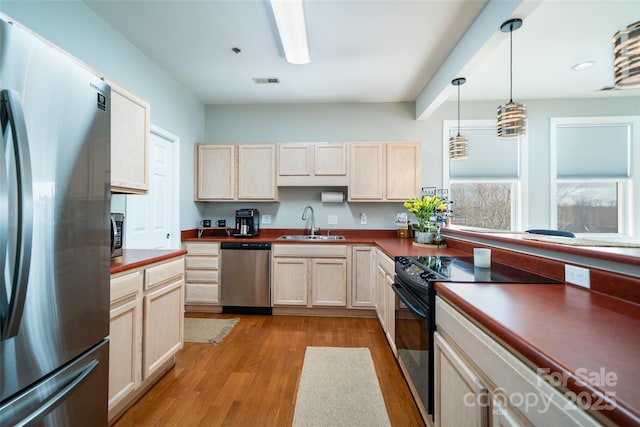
[443,120,524,230]
[551,116,638,237]
[556,182,620,233]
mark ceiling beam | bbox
[414,0,541,120]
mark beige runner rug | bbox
[183,317,239,345]
[292,346,391,427]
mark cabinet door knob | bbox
[166,233,170,239]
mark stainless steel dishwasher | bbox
[220,242,272,315]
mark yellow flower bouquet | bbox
[403,196,446,232]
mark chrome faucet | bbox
[301,205,319,236]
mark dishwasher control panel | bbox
[220,242,271,250]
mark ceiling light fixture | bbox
[270,0,310,65]
[613,21,640,89]
[497,18,526,139]
[449,77,468,160]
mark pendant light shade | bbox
[613,21,640,89]
[449,77,468,159]
[497,102,527,138]
[497,18,526,139]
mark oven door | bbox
[392,279,432,421]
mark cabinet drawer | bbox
[273,244,347,258]
[145,258,184,290]
[185,269,218,283]
[185,283,219,304]
[110,271,143,304]
[186,256,218,270]
[184,242,219,255]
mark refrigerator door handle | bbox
[0,89,33,340]
[1,358,100,427]
[111,215,117,255]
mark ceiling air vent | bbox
[253,77,280,84]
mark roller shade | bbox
[449,127,519,179]
[557,124,630,178]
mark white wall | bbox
[204,97,640,231]
[1,0,205,229]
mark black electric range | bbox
[392,256,560,423]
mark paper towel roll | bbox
[321,192,344,203]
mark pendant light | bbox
[613,21,640,89]
[449,77,468,159]
[497,18,526,139]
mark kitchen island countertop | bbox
[436,281,640,427]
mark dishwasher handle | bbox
[220,242,271,250]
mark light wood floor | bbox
[113,313,425,426]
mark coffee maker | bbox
[233,208,260,237]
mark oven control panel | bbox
[395,256,444,288]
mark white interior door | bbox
[125,126,179,249]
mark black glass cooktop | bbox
[399,256,560,284]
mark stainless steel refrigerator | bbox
[1,14,110,426]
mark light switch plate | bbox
[261,214,271,224]
[328,215,338,225]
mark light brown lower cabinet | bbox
[350,245,376,308]
[108,256,185,422]
[375,249,396,355]
[434,297,601,427]
[183,242,220,309]
[271,244,347,308]
[108,271,143,415]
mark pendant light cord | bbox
[457,83,461,137]
[509,24,513,103]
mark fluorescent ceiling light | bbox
[270,0,310,64]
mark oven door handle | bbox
[391,282,427,319]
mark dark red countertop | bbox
[110,249,187,275]
[181,228,467,259]
[435,282,640,427]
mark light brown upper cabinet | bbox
[238,144,278,200]
[195,144,235,200]
[107,80,149,194]
[349,141,421,201]
[277,142,348,186]
[195,143,278,201]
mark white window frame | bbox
[442,119,527,231]
[550,116,639,238]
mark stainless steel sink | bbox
[278,234,345,241]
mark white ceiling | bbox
[85,0,640,116]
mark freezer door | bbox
[0,339,109,427]
[1,17,111,403]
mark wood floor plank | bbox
[112,314,425,426]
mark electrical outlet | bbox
[261,214,271,224]
[360,212,367,225]
[328,215,338,225]
[565,265,590,288]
